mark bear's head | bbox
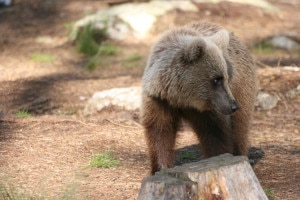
[143,28,239,115]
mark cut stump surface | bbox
[138,154,268,200]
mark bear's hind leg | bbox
[142,96,180,174]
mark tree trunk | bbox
[138,154,268,200]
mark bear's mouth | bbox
[212,102,239,116]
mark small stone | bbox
[285,84,300,99]
[256,92,280,110]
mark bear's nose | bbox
[231,101,239,112]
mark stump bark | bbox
[138,154,268,200]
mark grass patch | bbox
[85,58,99,71]
[123,54,142,62]
[85,43,118,70]
[122,54,143,68]
[16,110,32,118]
[252,40,279,54]
[75,23,108,56]
[85,57,101,71]
[259,111,266,116]
[85,55,109,71]
[64,22,74,36]
[30,52,54,63]
[74,23,119,70]
[90,152,119,168]
[264,188,279,200]
[98,43,118,56]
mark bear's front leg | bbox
[185,110,234,157]
[141,95,180,175]
[145,124,177,174]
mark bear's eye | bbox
[212,76,223,87]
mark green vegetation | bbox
[85,57,99,70]
[15,110,32,118]
[90,152,119,168]
[30,52,54,63]
[75,22,112,57]
[75,23,104,56]
[73,22,146,70]
[64,23,74,36]
[122,54,143,68]
[85,43,119,70]
[123,54,142,62]
[85,53,110,70]
[74,23,119,70]
[264,188,279,200]
[98,43,118,56]
[259,111,266,116]
[253,42,275,54]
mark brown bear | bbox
[141,22,258,175]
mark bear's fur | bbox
[141,22,258,175]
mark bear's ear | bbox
[182,38,206,63]
[208,30,230,51]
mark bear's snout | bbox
[231,101,239,113]
[212,96,239,115]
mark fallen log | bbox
[138,154,267,200]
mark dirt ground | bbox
[0,0,299,199]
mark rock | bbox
[285,85,300,99]
[71,0,198,41]
[255,92,280,110]
[83,86,141,115]
[193,0,279,13]
[256,32,300,52]
[268,35,300,50]
[71,0,280,42]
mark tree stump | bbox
[138,154,268,200]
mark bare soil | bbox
[0,1,299,199]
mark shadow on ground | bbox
[1,73,89,114]
[175,144,265,166]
